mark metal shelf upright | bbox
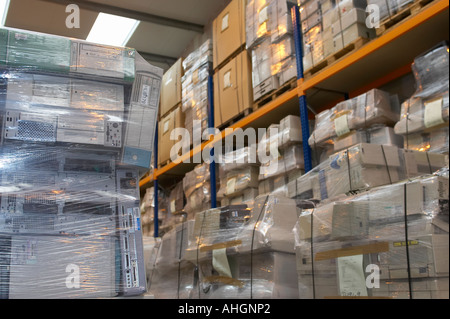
[291,4,313,173]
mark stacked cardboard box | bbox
[394,42,449,155]
[259,115,305,197]
[182,39,213,147]
[301,0,376,72]
[218,146,260,208]
[294,173,449,298]
[288,142,447,201]
[213,0,254,127]
[184,196,301,299]
[308,88,401,157]
[0,27,162,298]
[247,0,298,101]
[182,163,213,218]
[367,0,415,23]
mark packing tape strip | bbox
[314,241,389,262]
[199,239,243,252]
[203,275,245,288]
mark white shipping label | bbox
[227,177,236,195]
[170,200,176,213]
[163,119,170,134]
[259,6,268,25]
[223,71,232,89]
[222,13,229,31]
[424,98,445,128]
[334,114,350,137]
[212,248,232,278]
[337,255,368,297]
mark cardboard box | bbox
[160,58,184,117]
[213,0,246,69]
[214,50,253,127]
[158,106,185,166]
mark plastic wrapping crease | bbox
[0,27,163,298]
[148,195,302,298]
[293,169,449,299]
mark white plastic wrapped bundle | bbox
[366,0,415,23]
[394,43,449,154]
[0,145,148,298]
[289,143,448,202]
[293,171,449,299]
[183,163,213,215]
[181,39,212,145]
[0,27,163,298]
[308,89,398,148]
[259,144,305,179]
[146,221,197,299]
[333,125,404,152]
[0,27,163,171]
[183,196,300,299]
[218,145,259,172]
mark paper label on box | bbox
[222,13,229,31]
[223,70,232,89]
[227,177,236,194]
[337,254,368,297]
[212,248,232,278]
[170,200,176,213]
[163,119,170,134]
[259,6,268,25]
[334,114,350,137]
[424,98,445,128]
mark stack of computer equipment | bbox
[0,27,162,298]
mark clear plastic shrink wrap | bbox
[184,196,301,299]
[247,0,298,100]
[394,43,449,154]
[181,39,212,145]
[301,0,376,71]
[183,163,215,216]
[148,195,302,299]
[308,88,399,148]
[0,27,163,298]
[293,171,449,299]
[288,142,447,201]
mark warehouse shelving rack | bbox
[140,0,449,237]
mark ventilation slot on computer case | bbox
[16,120,56,143]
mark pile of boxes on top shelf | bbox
[0,27,163,299]
[301,0,376,72]
[247,0,298,101]
[290,41,449,299]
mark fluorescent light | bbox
[86,12,140,47]
[0,0,10,26]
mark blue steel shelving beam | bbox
[207,75,217,209]
[291,5,313,173]
[153,125,159,238]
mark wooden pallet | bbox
[375,0,435,36]
[217,107,253,131]
[304,37,370,79]
[213,44,247,74]
[252,77,298,110]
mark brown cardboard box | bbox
[160,58,183,117]
[212,0,246,69]
[214,50,253,127]
[158,105,185,166]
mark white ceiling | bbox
[4,0,231,71]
